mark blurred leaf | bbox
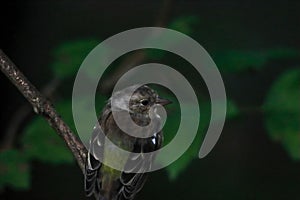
[51,39,99,78]
[73,94,108,144]
[95,94,109,115]
[156,88,234,180]
[169,15,199,35]
[263,68,300,160]
[55,100,76,132]
[165,136,200,180]
[214,48,299,72]
[227,100,239,119]
[144,49,166,61]
[159,100,210,180]
[22,100,76,164]
[21,94,108,164]
[0,150,30,190]
[146,15,199,60]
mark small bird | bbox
[84,85,171,200]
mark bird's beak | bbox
[156,97,172,106]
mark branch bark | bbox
[0,49,87,172]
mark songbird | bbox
[84,85,171,200]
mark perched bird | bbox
[85,85,171,200]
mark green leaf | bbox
[21,95,108,164]
[158,99,210,180]
[154,88,234,180]
[51,39,100,78]
[55,100,76,132]
[146,15,199,60]
[72,94,108,144]
[263,68,300,160]
[227,100,239,119]
[214,48,300,72]
[0,149,30,190]
[169,15,199,35]
[22,100,76,164]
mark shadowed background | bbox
[0,0,299,199]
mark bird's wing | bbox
[116,132,163,200]
[85,121,105,200]
[85,102,164,200]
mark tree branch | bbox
[0,49,87,172]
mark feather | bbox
[84,85,167,200]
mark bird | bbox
[84,84,171,200]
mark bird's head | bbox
[128,85,171,115]
[111,85,171,116]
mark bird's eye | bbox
[140,99,149,106]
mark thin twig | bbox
[0,49,87,172]
[0,104,31,150]
[0,77,61,150]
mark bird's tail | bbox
[84,152,104,199]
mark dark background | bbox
[1,0,299,199]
